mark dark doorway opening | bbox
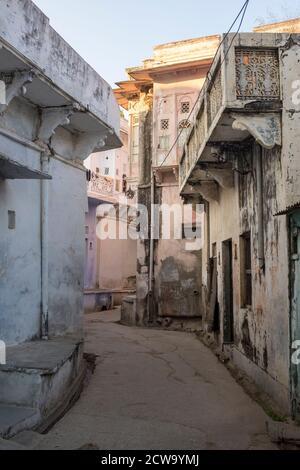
[222,239,234,344]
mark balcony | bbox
[87,173,115,201]
[179,33,282,200]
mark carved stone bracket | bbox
[182,181,219,203]
[231,113,281,149]
[74,128,114,161]
[207,168,234,189]
[37,103,80,143]
[0,70,35,114]
[197,181,220,203]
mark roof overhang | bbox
[0,153,51,180]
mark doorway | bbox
[223,239,234,344]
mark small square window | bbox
[8,210,16,230]
[181,102,190,114]
[161,119,169,130]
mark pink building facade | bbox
[84,118,137,310]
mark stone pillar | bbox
[136,88,153,325]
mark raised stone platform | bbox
[0,336,85,438]
[121,295,137,326]
[84,289,136,313]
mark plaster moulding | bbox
[231,113,281,149]
[37,103,80,143]
[0,70,35,114]
[74,129,114,161]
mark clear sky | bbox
[33,0,299,86]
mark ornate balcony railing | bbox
[179,33,281,195]
[88,173,114,197]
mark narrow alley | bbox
[36,310,276,451]
[1,0,300,456]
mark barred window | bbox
[181,101,190,114]
[178,119,191,147]
[161,119,169,130]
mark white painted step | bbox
[0,404,40,439]
[11,430,44,449]
[0,437,28,451]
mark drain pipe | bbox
[256,144,265,270]
[41,152,49,340]
[147,172,155,323]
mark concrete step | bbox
[0,437,28,451]
[11,430,44,449]
[0,336,85,438]
[0,404,40,439]
[0,336,83,410]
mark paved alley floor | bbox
[37,310,277,450]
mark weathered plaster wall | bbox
[0,176,41,345]
[153,76,206,167]
[84,200,98,290]
[154,185,202,318]
[0,0,120,133]
[205,145,290,412]
[47,158,86,338]
[280,37,300,211]
[98,222,137,290]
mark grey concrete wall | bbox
[47,158,86,338]
[0,175,41,345]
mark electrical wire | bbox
[155,0,250,174]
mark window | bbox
[181,101,190,114]
[178,119,191,147]
[115,180,120,192]
[116,168,119,176]
[8,210,16,230]
[240,232,252,307]
[104,168,109,176]
[160,119,169,130]
[158,135,170,150]
[96,167,100,173]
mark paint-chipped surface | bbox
[0,0,120,132]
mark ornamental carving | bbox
[207,67,222,127]
[235,48,280,100]
[89,173,114,195]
